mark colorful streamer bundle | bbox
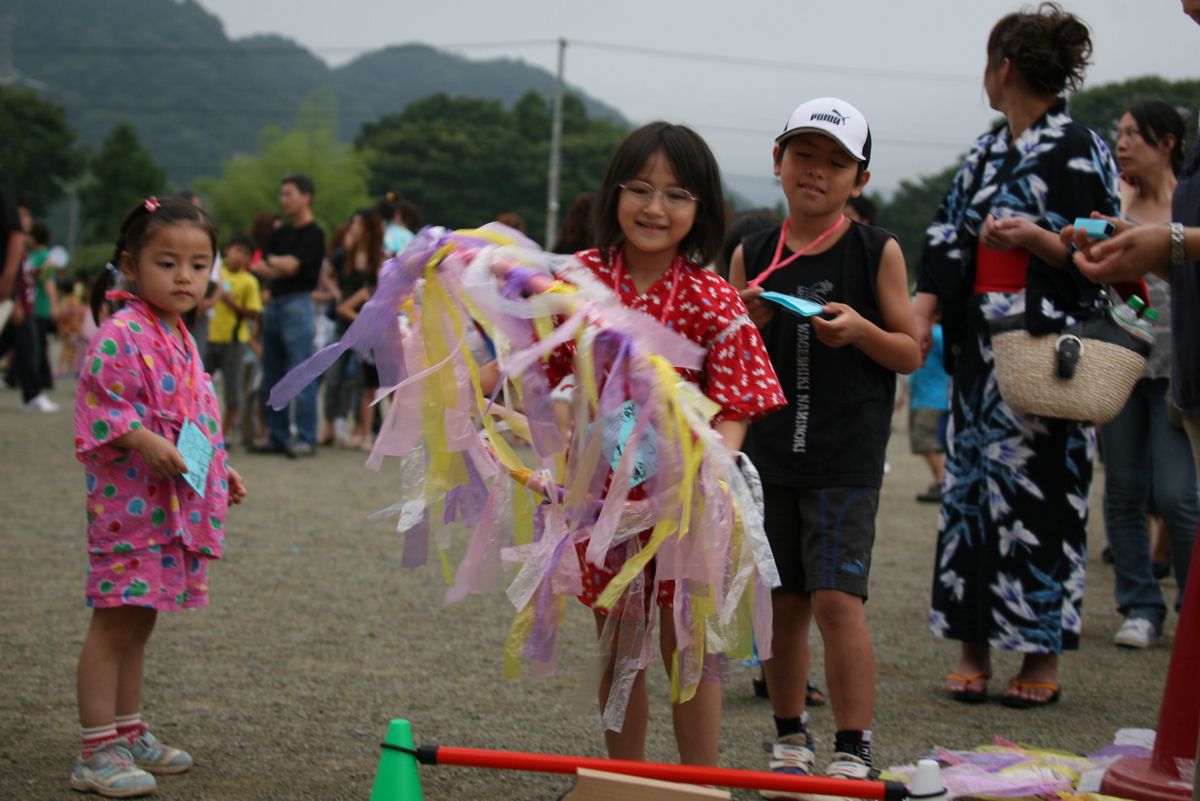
[270,224,780,730]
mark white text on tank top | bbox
[791,278,833,453]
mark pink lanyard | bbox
[108,292,202,423]
[747,214,846,289]
[611,249,683,325]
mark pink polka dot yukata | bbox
[551,248,786,612]
[74,301,229,611]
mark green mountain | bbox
[9,0,624,188]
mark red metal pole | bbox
[1101,522,1200,801]
[425,744,907,799]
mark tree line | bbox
[3,76,1198,280]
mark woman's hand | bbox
[810,302,866,348]
[981,213,1039,251]
[1073,223,1169,283]
[911,291,939,365]
[739,285,773,328]
[227,467,247,505]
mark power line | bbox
[570,39,979,85]
[16,37,979,86]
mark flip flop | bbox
[1002,679,1060,709]
[945,672,989,704]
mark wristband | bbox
[1169,222,1186,265]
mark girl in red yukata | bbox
[71,196,247,797]
[545,123,786,766]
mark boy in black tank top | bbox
[728,98,920,795]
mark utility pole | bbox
[544,38,566,248]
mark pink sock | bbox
[81,724,119,759]
[114,713,144,743]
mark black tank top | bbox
[743,221,896,489]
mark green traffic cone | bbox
[370,719,423,801]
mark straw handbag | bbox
[988,310,1152,425]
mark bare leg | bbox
[78,607,156,729]
[922,452,945,485]
[763,592,813,721]
[946,640,992,695]
[1008,652,1059,703]
[594,611,648,761]
[811,590,874,731]
[659,611,721,766]
[115,610,157,717]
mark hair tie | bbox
[144,196,160,213]
[105,261,121,277]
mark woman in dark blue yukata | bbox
[911,2,1119,708]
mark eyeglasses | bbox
[619,181,700,208]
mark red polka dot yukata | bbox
[74,303,229,610]
[550,248,786,611]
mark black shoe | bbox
[250,441,289,455]
[916,484,943,503]
[287,442,315,458]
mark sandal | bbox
[945,672,989,704]
[1002,679,1060,709]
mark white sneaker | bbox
[825,752,875,780]
[22,393,60,413]
[70,740,156,797]
[1114,617,1158,649]
[812,753,878,801]
[760,733,815,800]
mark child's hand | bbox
[139,432,189,479]
[739,286,773,328]
[810,303,866,348]
[227,467,247,505]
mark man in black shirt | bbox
[252,174,325,456]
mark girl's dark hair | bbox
[251,211,280,252]
[987,2,1092,97]
[716,207,781,281]
[30,220,51,246]
[378,193,423,231]
[1126,100,1188,177]
[593,122,726,266]
[351,207,386,284]
[90,196,219,322]
[551,191,596,254]
[395,198,422,230]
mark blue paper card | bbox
[759,291,825,317]
[176,419,214,498]
[603,400,656,489]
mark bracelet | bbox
[1169,222,1186,265]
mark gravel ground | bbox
[0,378,1180,800]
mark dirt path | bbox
[0,380,1176,800]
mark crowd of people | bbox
[2,1,1200,797]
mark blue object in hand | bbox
[759,291,825,317]
[1073,217,1114,240]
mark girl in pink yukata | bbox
[71,196,247,798]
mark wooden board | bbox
[562,767,732,801]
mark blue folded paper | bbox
[758,291,825,317]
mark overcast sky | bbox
[196,0,1198,206]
